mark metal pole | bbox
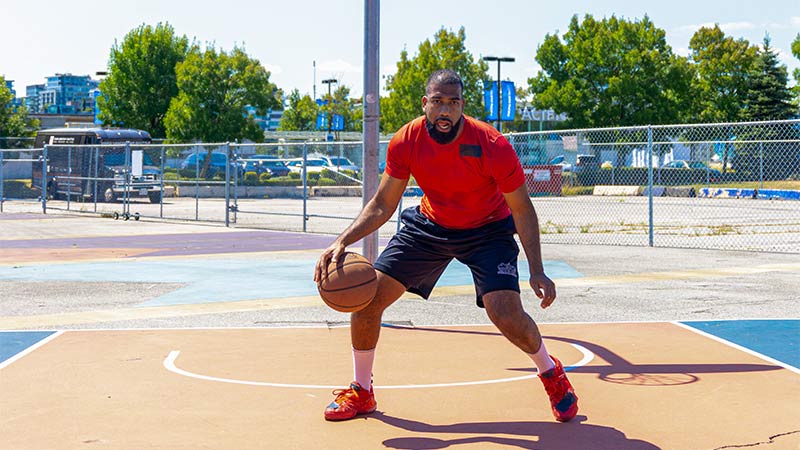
[93,146,99,211]
[224,142,231,227]
[124,142,131,216]
[302,143,308,232]
[159,146,165,218]
[0,148,4,213]
[66,146,72,210]
[42,145,48,214]
[195,147,200,221]
[362,0,380,262]
[647,126,654,247]
[759,142,764,189]
[497,61,502,133]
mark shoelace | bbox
[331,386,360,403]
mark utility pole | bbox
[482,56,515,132]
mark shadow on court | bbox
[376,413,659,450]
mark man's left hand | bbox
[529,273,556,309]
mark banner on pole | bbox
[484,81,515,121]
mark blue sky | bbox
[2,0,798,99]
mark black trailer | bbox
[32,128,162,203]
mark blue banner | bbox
[484,81,515,121]
[501,81,515,121]
[315,112,328,130]
[332,114,344,131]
[484,81,498,121]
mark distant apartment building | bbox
[4,79,23,109]
[26,73,99,114]
[245,105,284,131]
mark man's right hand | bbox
[314,241,348,284]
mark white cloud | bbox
[674,47,691,57]
[263,64,283,75]
[719,22,757,32]
[791,16,800,27]
[317,60,361,73]
[675,21,756,34]
[524,63,542,74]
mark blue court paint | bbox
[682,320,800,369]
[0,258,583,307]
[0,331,56,365]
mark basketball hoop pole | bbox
[362,0,380,263]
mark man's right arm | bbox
[313,174,408,282]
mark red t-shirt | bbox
[385,115,525,229]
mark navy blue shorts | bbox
[373,206,520,308]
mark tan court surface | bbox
[2,323,798,450]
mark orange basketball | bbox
[317,252,378,312]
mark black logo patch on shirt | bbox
[459,144,482,157]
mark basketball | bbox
[317,252,378,312]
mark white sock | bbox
[352,348,376,389]
[527,340,556,374]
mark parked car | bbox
[574,154,600,173]
[180,152,241,177]
[662,160,721,182]
[284,158,331,174]
[319,156,360,174]
[259,159,290,177]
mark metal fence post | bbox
[759,141,764,189]
[0,148,4,213]
[66,146,72,210]
[93,146,99,211]
[195,146,200,221]
[124,142,131,216]
[647,126,654,247]
[159,146,165,218]
[224,142,231,227]
[42,145,48,214]
[302,143,308,232]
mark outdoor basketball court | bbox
[1,212,799,449]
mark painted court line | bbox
[0,331,62,370]
[162,343,594,390]
[673,321,800,376]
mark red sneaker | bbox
[324,382,377,421]
[539,356,579,422]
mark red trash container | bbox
[523,165,562,196]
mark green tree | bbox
[0,77,38,138]
[529,14,695,128]
[689,25,758,122]
[164,45,281,144]
[381,27,489,132]
[327,85,362,133]
[98,22,189,138]
[743,35,794,121]
[279,89,319,131]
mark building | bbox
[245,106,284,132]
[4,79,23,109]
[29,73,99,115]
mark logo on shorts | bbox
[497,262,517,277]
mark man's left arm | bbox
[503,185,557,308]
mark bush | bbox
[243,171,259,186]
[259,172,272,184]
[163,172,179,180]
[288,172,301,180]
[316,177,336,186]
[264,176,302,186]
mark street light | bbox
[482,56,515,132]
[321,78,338,140]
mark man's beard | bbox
[425,117,462,145]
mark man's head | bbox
[422,69,465,144]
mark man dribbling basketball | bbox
[313,69,578,423]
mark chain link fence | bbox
[2,119,798,253]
